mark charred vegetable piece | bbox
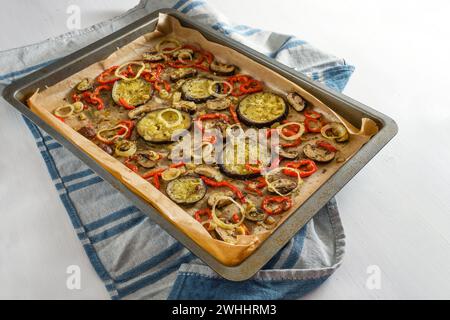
[218,141,271,180]
[128,103,155,119]
[244,208,267,222]
[112,78,152,107]
[194,165,223,181]
[215,227,237,244]
[277,147,299,159]
[78,126,96,140]
[172,100,197,113]
[207,190,235,208]
[206,98,232,111]
[115,140,137,158]
[286,92,306,112]
[209,60,237,76]
[135,150,160,168]
[97,142,113,155]
[136,109,192,143]
[169,67,197,82]
[267,178,298,195]
[237,92,288,128]
[76,78,93,92]
[303,143,336,162]
[181,78,218,103]
[166,176,207,205]
[142,51,165,62]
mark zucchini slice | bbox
[166,176,207,205]
[136,108,191,143]
[112,78,152,107]
[237,92,288,128]
[181,78,218,103]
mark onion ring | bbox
[208,80,233,98]
[157,108,183,128]
[156,38,181,53]
[277,122,305,141]
[320,122,347,140]
[114,61,146,81]
[263,166,303,197]
[54,104,75,118]
[212,196,245,230]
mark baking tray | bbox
[2,8,397,281]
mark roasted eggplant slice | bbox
[136,108,192,143]
[181,78,218,103]
[135,150,160,168]
[209,60,237,76]
[286,92,306,112]
[172,100,197,114]
[128,103,155,119]
[218,141,271,179]
[112,78,152,107]
[206,98,232,111]
[303,143,336,162]
[169,67,197,82]
[277,147,299,159]
[237,92,288,128]
[166,176,206,205]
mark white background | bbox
[1,0,450,299]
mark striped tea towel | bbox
[0,0,352,299]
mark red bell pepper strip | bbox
[229,104,240,124]
[240,79,263,94]
[283,159,318,178]
[244,185,263,196]
[141,168,166,179]
[304,118,322,133]
[124,158,138,173]
[116,120,134,139]
[232,213,240,223]
[118,98,135,110]
[262,196,293,215]
[200,176,246,203]
[316,140,338,152]
[194,208,212,222]
[97,66,119,84]
[196,113,230,132]
[304,110,322,120]
[90,95,105,111]
[281,138,302,148]
[152,174,161,190]
[154,80,171,93]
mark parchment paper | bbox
[28,13,378,266]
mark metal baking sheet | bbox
[2,8,398,281]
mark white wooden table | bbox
[1,0,450,299]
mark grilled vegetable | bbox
[172,100,197,113]
[166,176,206,205]
[76,78,93,92]
[115,140,137,158]
[135,150,160,168]
[321,122,349,142]
[128,104,154,119]
[112,78,152,107]
[142,51,165,62]
[209,60,236,76]
[218,141,271,179]
[161,168,182,181]
[136,108,191,143]
[207,190,235,208]
[181,78,218,103]
[286,92,306,112]
[267,178,298,195]
[277,147,299,159]
[206,98,232,111]
[78,126,96,140]
[244,208,267,222]
[237,92,288,128]
[194,165,223,181]
[169,67,197,82]
[215,227,237,244]
[303,143,336,162]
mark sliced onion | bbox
[277,122,305,141]
[161,168,182,181]
[156,38,181,53]
[321,122,347,140]
[114,61,146,81]
[177,50,193,64]
[208,80,232,98]
[72,101,84,113]
[157,108,183,128]
[96,124,128,143]
[212,196,245,230]
[115,140,137,158]
[54,104,74,118]
[263,166,303,197]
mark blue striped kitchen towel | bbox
[0,0,351,299]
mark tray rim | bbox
[2,8,398,281]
